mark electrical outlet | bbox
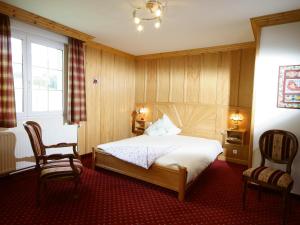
[232,149,238,155]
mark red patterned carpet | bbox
[0,158,299,225]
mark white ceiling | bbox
[4,0,300,55]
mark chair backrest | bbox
[259,129,298,174]
[23,121,45,167]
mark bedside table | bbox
[219,129,248,165]
[132,119,146,135]
[131,110,149,135]
[224,129,246,145]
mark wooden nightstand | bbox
[132,119,146,135]
[219,129,248,165]
[131,110,148,135]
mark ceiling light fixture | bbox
[134,17,141,24]
[154,19,161,29]
[133,0,167,32]
[137,24,144,32]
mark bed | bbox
[93,134,223,201]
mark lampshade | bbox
[230,113,243,122]
[230,112,243,129]
[136,107,147,121]
[139,107,147,114]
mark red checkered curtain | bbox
[0,14,16,128]
[67,38,86,124]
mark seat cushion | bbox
[42,159,82,169]
[40,159,83,179]
[243,166,293,189]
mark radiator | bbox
[0,117,77,174]
[0,132,16,175]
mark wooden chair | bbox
[23,121,83,205]
[242,129,298,225]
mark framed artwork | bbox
[277,65,300,109]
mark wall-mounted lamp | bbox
[230,111,243,130]
[137,107,147,120]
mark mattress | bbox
[97,134,223,183]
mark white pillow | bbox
[145,114,181,136]
[161,114,181,135]
[144,118,166,136]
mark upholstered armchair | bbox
[23,121,83,205]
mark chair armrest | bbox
[44,143,79,158]
[44,143,77,149]
[42,153,75,161]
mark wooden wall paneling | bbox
[185,55,201,103]
[170,56,185,102]
[199,53,219,104]
[135,48,255,140]
[122,56,132,139]
[113,56,135,141]
[147,103,218,139]
[229,50,242,106]
[134,46,256,165]
[146,59,157,103]
[137,42,256,60]
[78,122,86,154]
[113,55,124,140]
[216,52,231,106]
[215,106,229,140]
[154,104,182,127]
[100,51,115,144]
[157,58,171,102]
[85,41,135,59]
[84,46,101,153]
[215,51,237,140]
[176,104,217,139]
[129,58,136,135]
[135,60,146,104]
[238,48,256,107]
[82,47,136,152]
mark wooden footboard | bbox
[92,148,187,201]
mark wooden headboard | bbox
[136,103,251,143]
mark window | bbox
[11,31,64,117]
[11,37,23,113]
[31,43,63,112]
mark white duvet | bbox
[97,135,223,183]
[98,141,178,169]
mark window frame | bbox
[11,29,65,119]
[11,30,27,118]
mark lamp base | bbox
[229,125,239,130]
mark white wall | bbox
[252,22,300,194]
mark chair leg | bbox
[43,181,47,192]
[36,179,41,207]
[282,190,289,225]
[92,148,96,170]
[242,179,248,210]
[258,185,262,201]
[73,176,80,199]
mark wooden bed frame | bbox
[92,148,188,201]
[91,104,232,201]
